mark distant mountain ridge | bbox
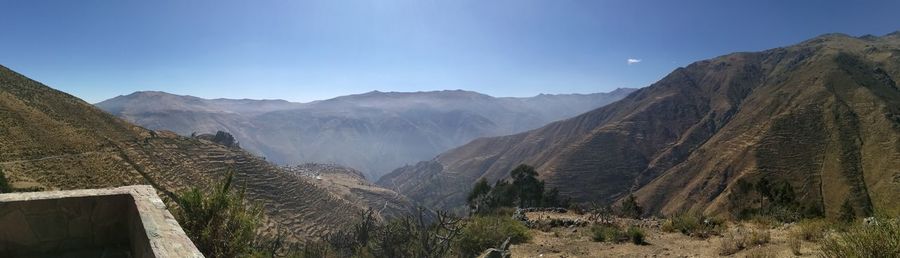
[378,32,900,218]
[96,88,636,180]
[0,65,416,243]
[97,90,303,115]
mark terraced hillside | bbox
[283,163,418,218]
[0,64,415,243]
[380,32,900,217]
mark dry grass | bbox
[789,235,803,255]
[719,225,771,255]
[786,218,839,256]
[511,216,817,257]
[820,217,900,258]
[792,218,833,242]
[744,247,778,258]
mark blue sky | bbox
[1,0,898,103]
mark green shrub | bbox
[663,212,724,238]
[456,215,530,257]
[839,199,856,223]
[618,195,643,219]
[467,164,567,214]
[668,212,700,235]
[731,177,823,222]
[175,172,261,258]
[212,131,239,148]
[0,168,11,193]
[282,208,462,258]
[467,178,492,208]
[590,224,624,243]
[626,226,645,245]
[820,217,900,258]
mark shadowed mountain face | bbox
[96,88,635,180]
[379,32,900,217]
[0,65,417,243]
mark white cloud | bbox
[627,58,642,65]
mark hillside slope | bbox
[379,32,900,217]
[0,65,416,243]
[96,89,635,180]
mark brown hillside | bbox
[378,32,900,217]
[96,88,635,180]
[0,65,415,243]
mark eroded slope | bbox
[380,33,900,217]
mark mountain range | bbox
[96,88,635,180]
[378,32,900,217]
[0,64,416,243]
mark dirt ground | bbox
[509,212,822,258]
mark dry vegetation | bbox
[504,209,900,258]
[718,225,771,255]
[512,211,815,257]
[820,217,900,258]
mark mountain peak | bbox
[379,32,900,218]
[885,30,900,38]
[129,90,173,96]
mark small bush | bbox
[332,208,464,258]
[618,195,643,219]
[590,224,625,243]
[719,225,770,255]
[268,208,463,258]
[820,217,900,258]
[175,172,261,258]
[591,224,645,244]
[719,235,742,255]
[660,219,675,233]
[212,131,239,148]
[456,215,531,257]
[664,212,724,238]
[746,227,771,246]
[793,218,832,242]
[0,168,11,193]
[626,226,645,245]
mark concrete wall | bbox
[0,186,203,258]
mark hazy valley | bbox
[0,65,418,243]
[2,2,899,255]
[96,89,635,180]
